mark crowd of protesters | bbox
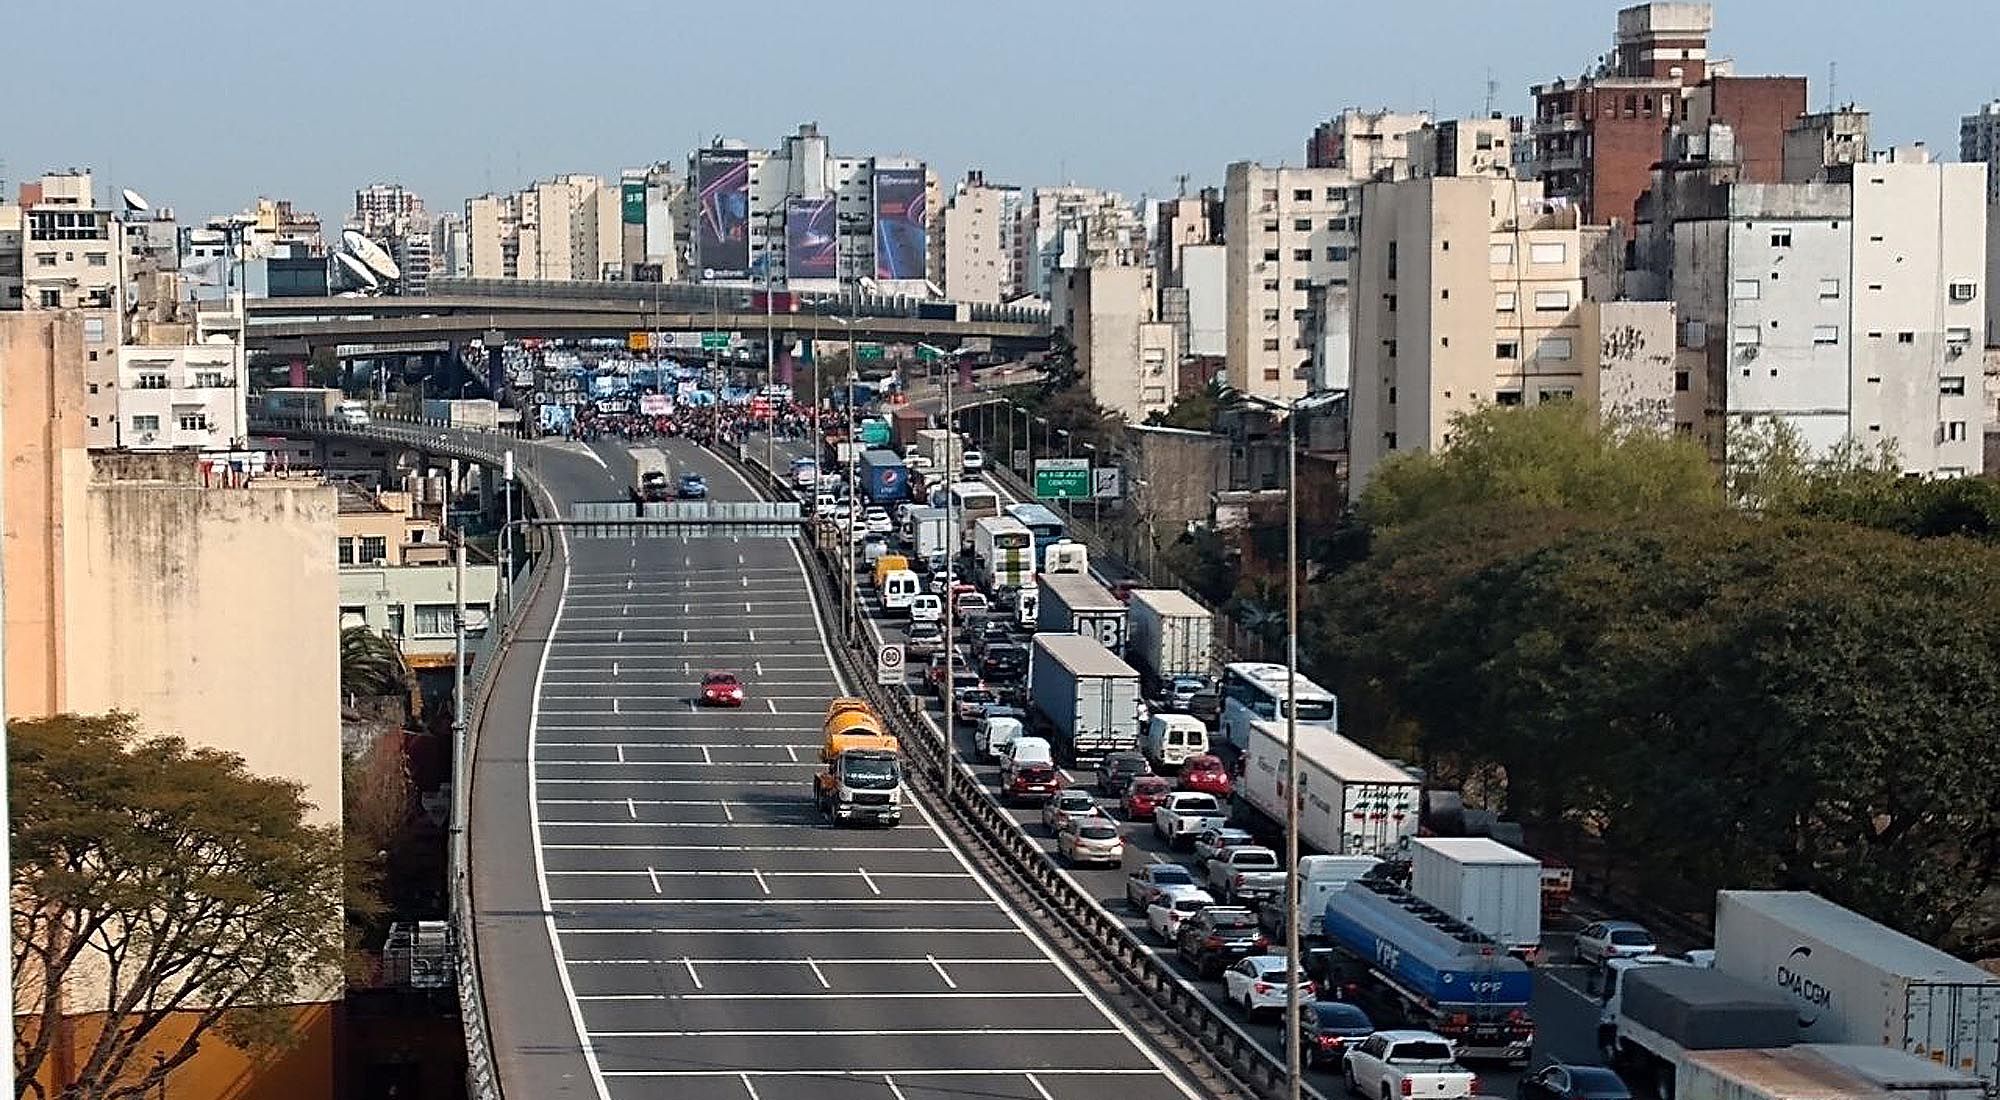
[558,399,823,447]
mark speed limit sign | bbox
[875,643,906,685]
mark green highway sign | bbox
[857,343,885,361]
[1034,458,1090,500]
[700,331,730,350]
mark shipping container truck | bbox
[1038,572,1129,655]
[1236,719,1420,859]
[630,447,672,502]
[1125,588,1214,695]
[422,397,501,430]
[858,449,911,504]
[1675,1045,1989,1100]
[912,427,963,474]
[890,406,930,450]
[1712,891,2000,1088]
[1409,837,1543,960]
[1027,633,1142,763]
[1603,966,1800,1100]
[1315,877,1536,1063]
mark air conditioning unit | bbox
[1946,343,1965,359]
[138,431,158,444]
[1740,345,1760,361]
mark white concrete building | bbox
[1064,264,1179,422]
[617,164,682,283]
[115,342,248,451]
[1222,163,1364,402]
[351,183,425,239]
[431,212,468,280]
[942,170,1021,304]
[1180,243,1227,358]
[1016,186,1142,302]
[462,175,621,282]
[19,171,124,447]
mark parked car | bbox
[1120,776,1175,821]
[1175,905,1269,979]
[1056,817,1124,867]
[1125,862,1200,911]
[1574,920,1657,967]
[1146,885,1215,942]
[1191,826,1256,872]
[1178,754,1234,797]
[1223,955,1315,1018]
[1095,751,1153,798]
[1291,1000,1377,1069]
[1041,788,1101,834]
[1518,1063,1632,1100]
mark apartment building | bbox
[942,170,1021,304]
[1306,108,1431,175]
[1961,101,2000,345]
[463,174,621,282]
[1064,263,1180,422]
[336,481,498,670]
[115,342,247,451]
[18,171,125,446]
[1015,186,1142,302]
[1530,3,1805,228]
[1347,174,1640,495]
[1222,164,1366,402]
[617,163,683,283]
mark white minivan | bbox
[998,734,1053,770]
[908,594,942,624]
[980,714,1026,760]
[1144,713,1209,770]
[881,569,921,613]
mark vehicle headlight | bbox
[838,791,853,802]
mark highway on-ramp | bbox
[470,435,1206,1100]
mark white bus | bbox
[1218,661,1339,751]
[972,516,1035,591]
[945,480,1000,537]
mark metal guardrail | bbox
[430,276,1052,326]
[721,444,1289,1099]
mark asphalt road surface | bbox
[754,430,1611,1098]
[475,432,1206,1100]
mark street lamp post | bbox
[832,316,860,642]
[1283,401,1302,1100]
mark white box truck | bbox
[1409,837,1543,960]
[1676,1045,1987,1100]
[913,427,963,474]
[1027,633,1142,763]
[1038,573,1128,655]
[1713,891,2000,1087]
[904,506,954,561]
[1126,589,1214,695]
[1237,719,1419,859]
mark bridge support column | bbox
[289,357,307,387]
[476,462,496,517]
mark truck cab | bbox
[816,748,904,826]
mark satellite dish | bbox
[342,229,401,281]
[121,188,151,213]
[336,252,380,289]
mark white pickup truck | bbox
[1343,1030,1476,1100]
[1152,791,1228,848]
[1206,845,1286,905]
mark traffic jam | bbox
[758,393,2000,1100]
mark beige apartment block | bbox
[1066,264,1180,422]
[1224,163,1368,403]
[943,172,1016,305]
[1348,175,1627,496]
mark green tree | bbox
[1726,417,1901,515]
[1360,403,1720,527]
[1145,378,1240,432]
[340,626,411,702]
[12,714,343,1100]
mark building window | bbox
[386,605,405,638]
[1535,336,1572,361]
[1329,217,1349,231]
[1440,288,1449,300]
[1292,188,1312,201]
[413,604,456,637]
[1489,243,1513,265]
[38,290,60,307]
[1293,249,1312,261]
[1496,341,1519,359]
[1262,338,1280,351]
[1262,189,1279,203]
[1327,246,1350,262]
[1262,368,1281,381]
[1324,187,1346,202]
[1769,229,1792,248]
[1293,308,1310,320]
[1263,279,1280,291]
[1812,325,1840,345]
[1946,421,1968,442]
[1898,332,1915,344]
[1734,325,1761,346]
[1384,432,1398,450]
[1293,278,1312,290]
[1293,218,1313,231]
[1495,291,1517,312]
[1533,289,1572,311]
[1529,241,1567,264]
[1495,391,1523,406]
[82,317,106,343]
[1262,308,1281,322]
[1949,282,1978,302]
[135,372,168,389]
[1263,220,1280,234]
[176,411,208,431]
[131,415,160,433]
[1940,376,1966,395]
[1539,387,1575,403]
[1947,326,1973,344]
[337,538,356,566]
[1384,339,1398,358]
[1732,278,1762,301]
[193,370,226,387]
[359,536,388,563]
[1386,294,1398,313]
[1818,278,1841,299]
[1674,370,1690,392]
[1262,249,1280,262]
[1387,386,1398,405]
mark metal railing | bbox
[429,276,1052,326]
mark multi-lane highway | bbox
[471,435,1206,1100]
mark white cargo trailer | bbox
[1237,719,1418,859]
[1713,891,2000,1087]
[1409,837,1543,958]
[1126,588,1214,690]
[1027,633,1142,762]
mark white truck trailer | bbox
[1236,719,1419,859]
[1409,836,1544,960]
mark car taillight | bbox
[1302,980,1316,995]
[1252,934,1270,950]
[1253,982,1271,994]
[1233,873,1247,886]
[1469,1077,1481,1095]
[1401,1078,1413,1097]
[1317,1034,1342,1048]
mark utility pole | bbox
[449,536,469,923]
[1283,400,1303,1100]
[499,450,515,617]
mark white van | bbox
[981,714,1026,760]
[908,594,942,624]
[881,569,921,613]
[1144,714,1209,769]
[999,735,1053,769]
[337,400,372,426]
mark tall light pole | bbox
[1283,397,1302,1100]
[832,316,859,642]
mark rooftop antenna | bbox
[1484,69,1499,117]
[1176,173,1189,198]
[1827,61,1837,113]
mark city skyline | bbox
[5,0,1996,224]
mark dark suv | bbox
[979,643,1028,682]
[1176,906,1269,978]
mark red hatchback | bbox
[1179,754,1233,797]
[700,671,745,707]
[1121,776,1175,821]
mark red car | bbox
[1121,776,1176,821]
[1002,762,1061,806]
[700,671,745,707]
[1179,754,1233,797]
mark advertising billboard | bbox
[695,148,751,279]
[872,165,927,280]
[621,180,646,225]
[785,195,837,280]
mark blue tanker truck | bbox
[1313,877,1536,1064]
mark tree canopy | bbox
[340,625,411,702]
[12,714,342,1100]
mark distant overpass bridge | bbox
[244,276,1054,356]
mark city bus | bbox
[944,481,1000,537]
[1217,661,1339,751]
[972,516,1035,591]
[1004,501,1069,553]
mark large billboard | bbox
[785,195,837,280]
[695,148,751,280]
[872,165,927,280]
[621,180,646,225]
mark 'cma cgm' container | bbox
[1713,891,2000,1087]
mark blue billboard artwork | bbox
[696,148,751,279]
[785,195,837,279]
[872,165,927,280]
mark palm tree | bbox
[341,626,413,701]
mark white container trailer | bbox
[1238,719,1419,859]
[1027,633,1142,762]
[913,427,962,473]
[1676,1045,1988,1100]
[1126,588,1214,690]
[1409,837,1543,958]
[1714,891,2000,1087]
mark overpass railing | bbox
[429,276,1051,326]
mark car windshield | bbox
[1610,928,1654,946]
[1187,757,1222,772]
[843,757,901,789]
[1207,910,1257,930]
[958,690,996,706]
[1108,756,1145,774]
[1057,793,1093,809]
[1172,896,1207,912]
[1151,866,1195,885]
[1017,765,1055,781]
[1313,1003,1371,1029]
[1077,823,1119,840]
[1258,966,1304,982]
[1229,849,1277,867]
[704,674,737,685]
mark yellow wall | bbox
[22,1001,336,1100]
[1,313,90,717]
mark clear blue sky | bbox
[4,0,1994,224]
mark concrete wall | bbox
[1584,299,1678,429]
[1181,244,1227,358]
[1127,425,1227,530]
[1,313,92,718]
[24,1002,335,1100]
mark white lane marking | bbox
[626,578,633,590]
[765,698,776,713]
[858,866,881,895]
[749,628,757,643]
[1027,1073,1057,1100]
[610,1069,1162,1079]
[786,745,798,762]
[615,744,625,764]
[578,991,1084,1002]
[738,553,745,566]
[620,604,628,617]
[682,957,702,989]
[744,600,753,613]
[926,954,958,989]
[701,745,712,765]
[646,866,660,894]
[625,797,636,819]
[548,868,969,879]
[536,778,797,786]
[739,1073,760,1100]
[805,957,830,988]
[611,660,620,676]
[543,844,951,853]
[884,1076,908,1100]
[754,660,764,676]
[612,697,620,715]
[549,899,992,907]
[719,800,734,822]
[741,575,749,588]
[567,956,1050,965]
[526,522,613,1100]
[751,867,770,894]
[561,926,1025,936]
